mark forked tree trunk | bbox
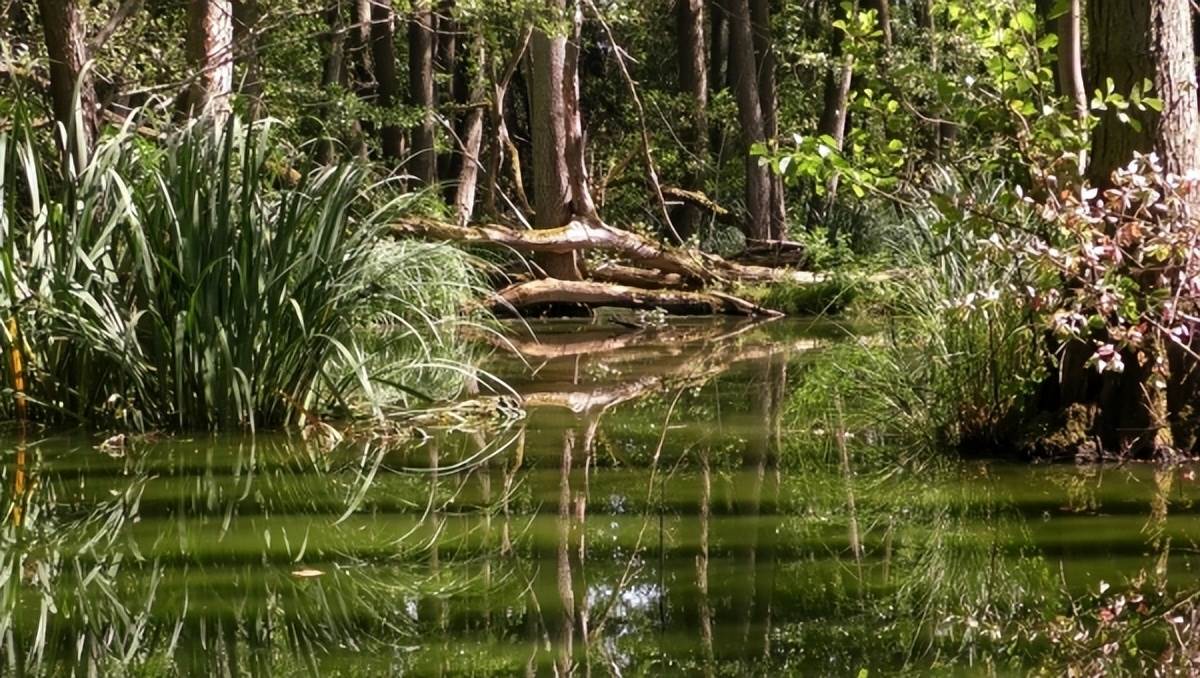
[721,0,771,240]
[185,0,234,120]
[37,0,97,155]
[676,0,708,239]
[408,0,437,185]
[369,0,404,161]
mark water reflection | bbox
[3,319,1200,675]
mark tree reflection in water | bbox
[4,319,1200,675]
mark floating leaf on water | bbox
[291,568,324,578]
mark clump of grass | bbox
[787,178,1047,458]
[0,106,488,430]
[736,276,860,316]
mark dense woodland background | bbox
[2,0,1200,460]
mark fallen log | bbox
[491,279,782,317]
[661,186,737,225]
[391,216,830,286]
[392,216,713,281]
[590,261,690,289]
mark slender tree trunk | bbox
[454,36,487,226]
[185,0,234,120]
[863,0,892,48]
[37,0,97,155]
[347,0,374,159]
[317,2,348,163]
[369,0,404,161]
[232,0,262,119]
[408,0,437,184]
[677,0,709,240]
[750,0,785,238]
[530,0,583,279]
[1057,0,1087,120]
[709,0,729,91]
[814,0,854,222]
[563,1,596,220]
[721,0,771,240]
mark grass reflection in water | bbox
[4,318,1200,676]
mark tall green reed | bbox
[0,107,489,430]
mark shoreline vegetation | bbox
[3,0,1200,670]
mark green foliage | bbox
[0,109,486,430]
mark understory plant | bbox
[788,172,1049,458]
[0,108,488,430]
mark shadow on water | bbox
[4,317,1200,675]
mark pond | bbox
[2,318,1199,676]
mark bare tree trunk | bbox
[1057,0,1087,120]
[37,0,97,155]
[185,0,234,120]
[721,0,771,240]
[676,0,709,240]
[563,1,597,220]
[454,36,486,226]
[317,2,348,163]
[232,0,262,119]
[369,0,404,161]
[1087,2,1153,186]
[750,0,786,238]
[347,0,374,159]
[530,0,583,279]
[408,0,437,185]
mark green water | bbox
[2,318,1199,676]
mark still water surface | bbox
[2,318,1199,675]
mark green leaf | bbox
[1014,10,1036,33]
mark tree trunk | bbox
[37,0,97,155]
[676,0,708,240]
[1082,0,1200,456]
[369,0,404,160]
[863,0,892,48]
[407,0,437,185]
[815,0,854,221]
[185,0,234,120]
[1087,2,1154,186]
[454,36,486,226]
[709,1,729,91]
[347,0,374,159]
[750,0,786,238]
[317,1,348,163]
[232,0,262,119]
[721,0,771,240]
[530,0,583,279]
[1057,0,1087,120]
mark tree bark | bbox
[721,0,771,240]
[407,0,437,185]
[1082,0,1200,455]
[232,0,262,119]
[37,0,97,155]
[676,0,709,239]
[1056,0,1087,120]
[369,0,404,160]
[530,0,584,279]
[815,0,854,220]
[454,36,487,226]
[185,0,234,120]
[749,0,786,238]
[316,2,349,164]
